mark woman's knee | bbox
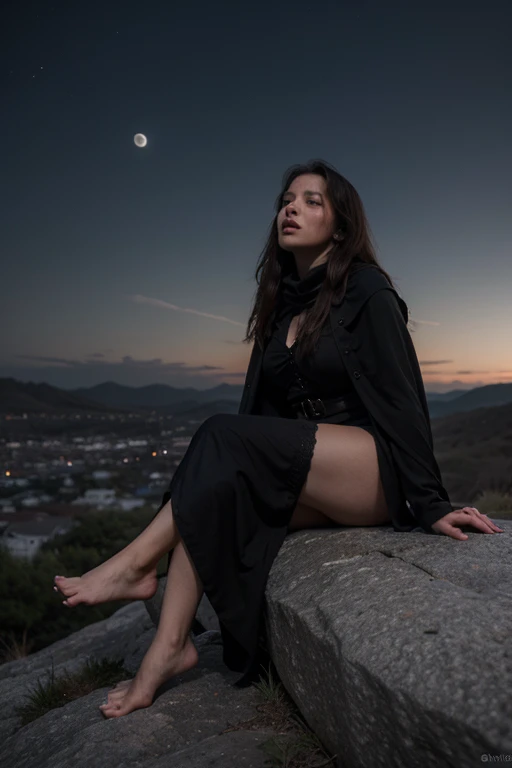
[199,412,236,434]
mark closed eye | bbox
[282,200,321,207]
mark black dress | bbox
[260,301,376,434]
[153,281,396,687]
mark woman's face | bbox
[277,173,337,256]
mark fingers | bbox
[441,510,504,540]
[457,511,496,535]
[441,524,469,541]
[461,507,504,533]
[461,508,492,533]
[433,508,505,540]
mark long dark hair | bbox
[243,159,405,361]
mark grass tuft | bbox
[0,629,33,662]
[473,490,512,518]
[221,660,337,767]
[15,656,130,725]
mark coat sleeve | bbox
[353,286,455,532]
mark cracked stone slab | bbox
[264,521,512,768]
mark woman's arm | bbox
[353,286,454,532]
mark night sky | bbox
[2,0,510,394]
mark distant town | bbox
[0,388,240,560]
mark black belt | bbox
[291,396,349,420]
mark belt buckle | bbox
[300,398,326,418]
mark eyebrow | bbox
[283,190,323,197]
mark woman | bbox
[53,159,503,718]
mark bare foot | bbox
[53,551,158,607]
[99,637,199,718]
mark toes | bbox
[108,689,126,702]
[55,576,79,588]
[53,577,80,597]
[55,585,75,597]
[108,680,132,702]
[63,594,81,607]
[110,685,129,696]
[100,704,121,718]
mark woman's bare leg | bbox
[53,498,180,607]
[99,536,204,718]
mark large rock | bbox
[145,521,512,766]
[264,521,512,767]
[144,521,512,766]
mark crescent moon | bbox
[134,133,147,148]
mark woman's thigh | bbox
[291,423,390,528]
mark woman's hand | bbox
[431,507,505,540]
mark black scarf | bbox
[279,260,328,312]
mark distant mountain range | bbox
[71,381,245,409]
[426,383,512,419]
[0,378,244,416]
[1,377,512,420]
[0,377,121,414]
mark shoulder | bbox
[335,263,409,326]
[348,262,390,291]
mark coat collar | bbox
[330,262,409,328]
[269,260,408,329]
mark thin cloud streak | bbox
[14,354,224,372]
[129,295,440,330]
[410,318,441,327]
[129,294,246,327]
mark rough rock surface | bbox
[0,601,289,768]
[263,522,512,767]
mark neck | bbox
[294,256,328,280]
[292,243,333,279]
[279,256,328,314]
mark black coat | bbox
[238,262,455,534]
